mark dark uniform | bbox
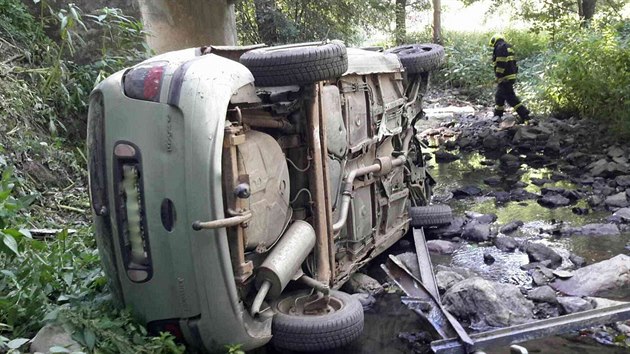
[491,36,530,121]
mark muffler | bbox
[250,220,316,316]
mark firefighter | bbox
[490,34,530,122]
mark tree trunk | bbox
[138,0,237,54]
[395,0,406,46]
[432,0,442,44]
[581,0,597,21]
[254,0,279,45]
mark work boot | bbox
[516,106,530,123]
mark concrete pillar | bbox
[138,0,237,54]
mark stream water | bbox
[349,151,630,354]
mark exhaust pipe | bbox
[251,220,316,316]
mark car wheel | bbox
[271,290,364,352]
[386,43,445,74]
[409,204,453,227]
[240,41,348,87]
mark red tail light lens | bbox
[123,61,167,102]
[147,319,184,341]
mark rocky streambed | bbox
[338,92,630,354]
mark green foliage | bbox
[0,169,36,257]
[0,0,148,138]
[542,19,630,133]
[406,29,547,99]
[236,0,393,45]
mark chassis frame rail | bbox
[431,303,630,354]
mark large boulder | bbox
[426,240,459,255]
[31,324,82,354]
[343,272,384,295]
[551,254,630,297]
[443,277,534,328]
[436,270,465,293]
[426,217,466,238]
[461,222,491,242]
[522,242,563,269]
[561,223,620,237]
[557,296,593,314]
[604,192,630,208]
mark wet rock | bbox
[435,150,460,163]
[528,285,558,303]
[551,254,630,297]
[499,154,521,170]
[31,324,82,354]
[512,126,541,145]
[607,146,625,158]
[572,207,589,215]
[569,253,586,268]
[493,191,511,204]
[482,133,504,150]
[499,221,523,234]
[557,296,593,314]
[465,211,497,224]
[352,293,376,311]
[513,181,528,189]
[345,273,384,295]
[605,192,629,208]
[453,186,482,198]
[615,175,630,187]
[435,265,477,279]
[483,251,496,265]
[588,195,604,207]
[589,159,630,177]
[561,223,620,237]
[541,187,566,195]
[483,176,502,186]
[426,217,466,238]
[494,236,518,252]
[608,207,630,223]
[531,267,554,286]
[426,240,459,255]
[544,137,561,157]
[523,243,562,269]
[534,302,560,319]
[461,222,491,242]
[552,269,574,279]
[537,194,571,208]
[566,152,592,168]
[531,178,553,186]
[510,189,539,202]
[443,277,534,328]
[436,270,465,293]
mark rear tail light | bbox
[113,142,153,283]
[147,319,184,342]
[123,61,167,102]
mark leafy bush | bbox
[405,29,548,100]
[542,19,630,133]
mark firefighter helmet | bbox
[489,34,504,47]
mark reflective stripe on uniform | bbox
[495,67,505,73]
[494,55,515,63]
[497,74,517,83]
[495,105,505,110]
[514,102,523,109]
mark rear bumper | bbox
[88,51,271,351]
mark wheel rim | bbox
[276,293,344,317]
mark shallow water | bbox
[264,144,630,354]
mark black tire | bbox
[240,41,348,87]
[409,204,453,227]
[271,290,364,352]
[386,43,445,74]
